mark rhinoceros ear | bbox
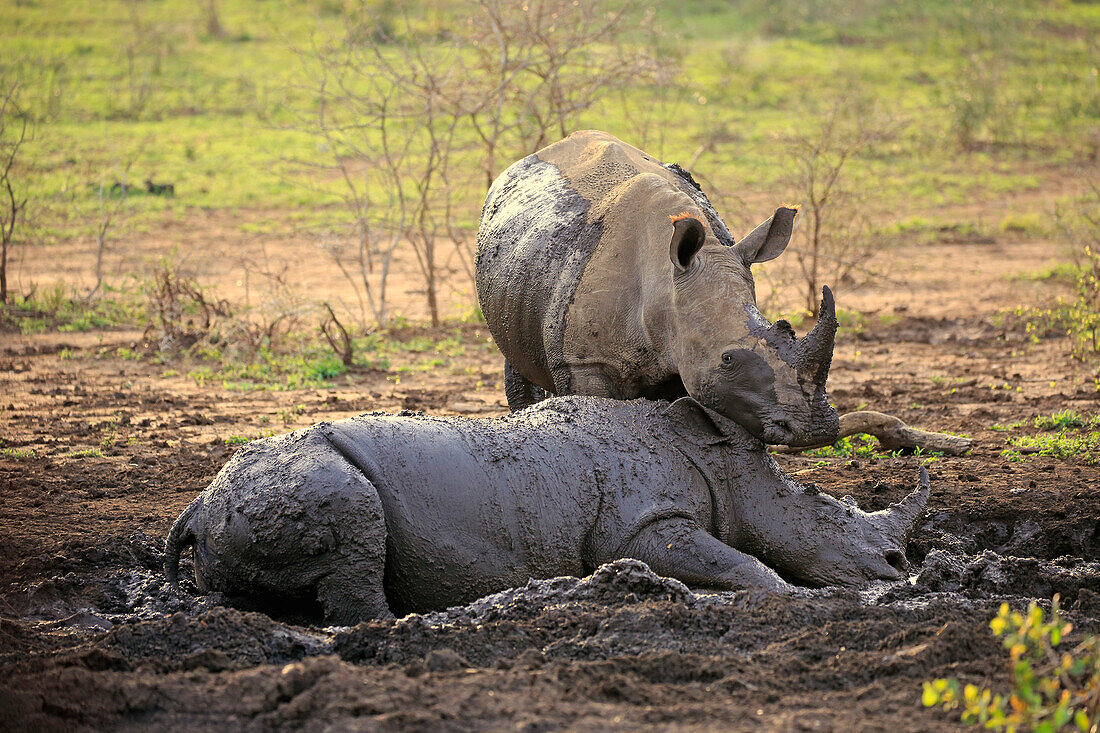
[733,206,798,265]
[663,396,725,439]
[669,215,707,271]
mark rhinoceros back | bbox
[476,154,604,392]
[476,131,737,395]
[322,398,707,613]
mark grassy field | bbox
[2,0,1099,382]
[5,6,1100,728]
[3,0,1098,237]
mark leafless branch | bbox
[785,95,904,314]
[0,81,29,303]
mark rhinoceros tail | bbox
[164,496,202,585]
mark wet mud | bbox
[2,314,1099,731]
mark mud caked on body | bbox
[476,130,839,448]
[166,397,927,624]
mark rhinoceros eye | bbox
[722,351,735,364]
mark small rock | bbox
[1072,588,1100,614]
[423,648,470,672]
[181,648,233,672]
[513,648,545,669]
[42,611,114,631]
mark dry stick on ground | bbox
[778,411,973,456]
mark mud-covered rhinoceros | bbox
[477,130,838,448]
[165,397,928,624]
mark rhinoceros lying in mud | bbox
[477,130,838,447]
[165,397,928,624]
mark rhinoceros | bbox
[165,397,928,624]
[477,130,838,447]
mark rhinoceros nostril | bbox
[884,550,908,573]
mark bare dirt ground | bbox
[1,219,1099,731]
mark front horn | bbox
[795,285,837,390]
[878,466,932,542]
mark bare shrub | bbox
[940,3,1023,152]
[230,251,315,358]
[1049,176,1100,362]
[145,253,312,363]
[291,1,654,328]
[144,261,232,354]
[320,302,355,368]
[611,27,681,155]
[0,81,29,303]
[466,0,651,188]
[116,0,172,120]
[291,10,471,327]
[784,96,901,315]
[203,0,227,39]
[84,157,137,300]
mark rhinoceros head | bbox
[667,398,929,588]
[668,208,839,447]
[775,467,931,587]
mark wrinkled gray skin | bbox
[476,130,839,447]
[165,397,928,624]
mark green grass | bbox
[998,211,1046,236]
[4,0,1099,247]
[165,322,488,391]
[1033,409,1100,431]
[1,447,37,459]
[805,434,890,460]
[1015,263,1080,284]
[64,448,106,459]
[1,281,146,334]
[1003,431,1100,465]
[185,347,353,391]
[997,410,1100,464]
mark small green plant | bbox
[99,421,118,448]
[1002,432,1100,465]
[923,596,1099,732]
[806,434,893,460]
[1034,410,1100,432]
[998,411,1100,465]
[65,448,105,458]
[835,307,866,336]
[278,403,308,424]
[1,447,36,459]
[992,419,1028,432]
[224,435,249,445]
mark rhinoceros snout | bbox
[761,418,794,445]
[780,401,840,448]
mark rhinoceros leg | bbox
[620,517,792,594]
[504,360,548,411]
[566,364,622,398]
[317,559,394,625]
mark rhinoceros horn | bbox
[794,285,837,392]
[877,466,931,542]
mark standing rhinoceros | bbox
[477,130,838,447]
[165,397,927,624]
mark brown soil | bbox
[1,222,1099,731]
